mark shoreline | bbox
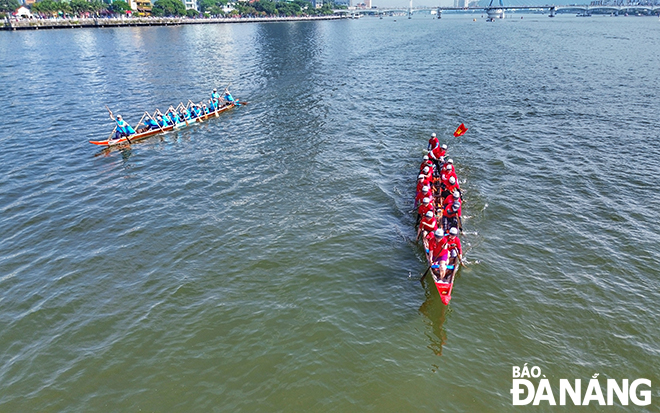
[1,15,345,31]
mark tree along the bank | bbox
[108,0,131,13]
[152,0,186,16]
[31,0,106,15]
[0,0,20,13]
[198,0,227,14]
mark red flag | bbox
[453,123,468,137]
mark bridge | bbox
[335,2,660,20]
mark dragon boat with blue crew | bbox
[90,88,243,147]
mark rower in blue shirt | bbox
[110,114,136,140]
[211,88,221,107]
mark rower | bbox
[433,227,462,276]
[418,210,438,240]
[141,117,159,132]
[425,229,444,265]
[157,110,172,126]
[110,114,135,140]
[429,144,447,170]
[181,106,192,120]
[427,132,439,152]
[442,176,460,199]
[440,163,458,189]
[420,165,433,182]
[224,88,235,106]
[420,155,434,172]
[441,202,462,232]
[418,197,434,218]
[415,185,433,208]
[192,104,202,118]
[168,108,182,124]
[211,88,221,107]
[416,174,430,193]
[442,189,462,209]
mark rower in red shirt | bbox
[442,176,460,199]
[425,229,444,263]
[429,144,447,168]
[440,164,458,189]
[416,174,429,193]
[432,227,462,276]
[415,185,433,208]
[417,210,438,240]
[418,197,434,218]
[442,202,462,233]
[419,155,434,173]
[420,165,433,181]
[442,189,462,209]
[427,133,439,152]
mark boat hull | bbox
[432,256,460,305]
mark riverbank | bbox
[0,15,344,31]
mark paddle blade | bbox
[453,123,468,137]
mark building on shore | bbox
[312,0,323,8]
[184,0,198,11]
[127,0,153,15]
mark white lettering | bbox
[630,379,651,406]
[511,379,535,405]
[530,366,541,378]
[533,379,556,405]
[559,379,581,406]
[583,378,606,405]
[521,363,530,378]
[607,379,628,406]
[513,366,520,378]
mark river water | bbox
[1,14,659,411]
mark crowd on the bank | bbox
[415,132,463,278]
[110,88,235,140]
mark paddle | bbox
[419,264,431,281]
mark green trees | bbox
[108,0,130,13]
[30,0,106,15]
[31,0,65,14]
[198,0,226,14]
[151,0,185,16]
[0,0,20,13]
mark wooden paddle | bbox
[419,264,431,281]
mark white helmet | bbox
[447,158,454,164]
[445,164,452,171]
[425,211,434,218]
[418,174,425,180]
[422,197,430,204]
[422,185,430,192]
[423,155,429,160]
[453,190,460,198]
[441,144,447,150]
[423,166,429,173]
[431,133,436,137]
[449,227,458,236]
[449,177,456,185]
[435,229,443,237]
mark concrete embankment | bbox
[1,15,345,31]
